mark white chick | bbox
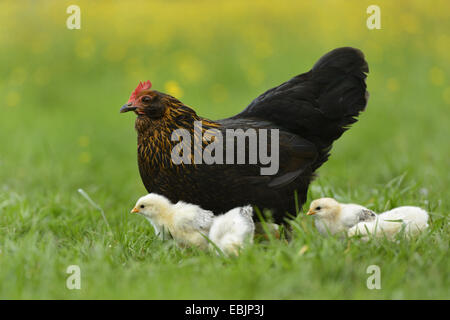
[131,193,214,249]
[348,206,429,240]
[306,198,376,236]
[208,205,255,256]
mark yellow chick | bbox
[306,198,376,236]
[131,193,214,249]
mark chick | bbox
[209,205,255,256]
[348,206,429,240]
[131,193,214,249]
[306,198,376,236]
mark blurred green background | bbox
[0,0,448,299]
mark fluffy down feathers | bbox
[209,205,255,256]
[306,198,376,236]
[132,193,214,249]
[131,194,255,254]
[348,206,429,240]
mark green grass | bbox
[0,0,449,299]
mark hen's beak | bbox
[130,207,139,214]
[306,210,316,216]
[120,103,137,113]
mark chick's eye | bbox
[315,206,321,210]
[141,96,151,103]
[140,205,145,209]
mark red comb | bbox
[128,80,152,103]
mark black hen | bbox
[120,47,369,223]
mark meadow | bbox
[0,0,448,299]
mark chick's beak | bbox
[306,210,316,216]
[130,207,139,214]
[120,103,137,113]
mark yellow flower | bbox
[165,81,183,98]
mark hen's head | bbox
[120,81,168,118]
[120,80,200,132]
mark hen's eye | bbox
[140,205,145,209]
[141,96,151,103]
[315,206,321,210]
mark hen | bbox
[120,47,369,223]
